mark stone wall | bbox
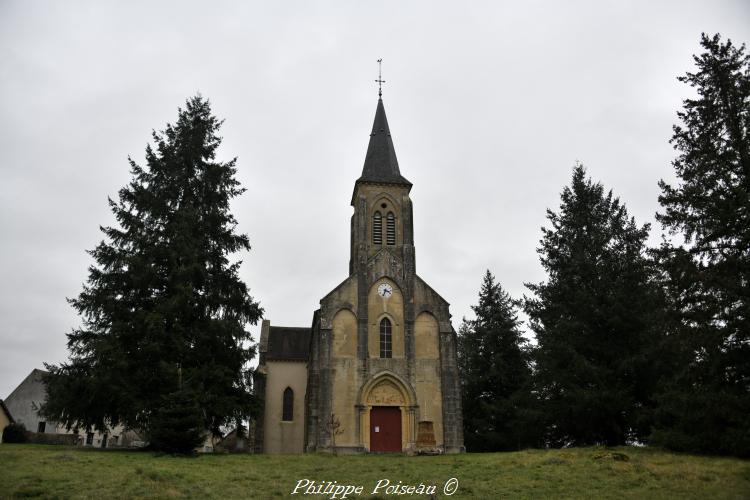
[263,360,307,454]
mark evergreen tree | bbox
[41,95,262,451]
[457,271,537,451]
[148,388,205,455]
[525,165,664,446]
[653,33,750,456]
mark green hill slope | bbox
[0,444,748,499]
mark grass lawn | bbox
[0,444,748,499]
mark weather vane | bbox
[375,58,385,98]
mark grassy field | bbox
[0,444,748,499]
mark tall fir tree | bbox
[457,271,537,451]
[525,165,665,446]
[42,96,263,450]
[653,33,750,456]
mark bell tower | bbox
[305,92,464,455]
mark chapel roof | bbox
[266,327,310,361]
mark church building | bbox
[255,95,464,454]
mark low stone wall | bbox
[25,432,79,446]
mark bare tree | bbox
[325,414,344,455]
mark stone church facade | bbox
[255,97,464,454]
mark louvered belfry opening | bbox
[379,318,392,358]
[373,211,383,245]
[386,212,396,246]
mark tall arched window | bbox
[373,211,383,245]
[386,212,396,246]
[282,387,294,421]
[379,318,392,358]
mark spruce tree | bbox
[457,271,537,451]
[148,388,206,455]
[653,33,750,456]
[525,165,664,446]
[41,95,262,450]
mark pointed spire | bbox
[356,98,411,187]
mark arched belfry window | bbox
[386,212,396,246]
[373,211,383,245]
[379,318,392,358]
[282,387,294,421]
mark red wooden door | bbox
[370,406,402,452]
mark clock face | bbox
[377,283,393,298]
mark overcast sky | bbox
[1,1,749,398]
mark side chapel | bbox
[255,95,464,454]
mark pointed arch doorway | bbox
[358,372,417,452]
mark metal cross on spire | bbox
[375,58,385,98]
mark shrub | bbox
[2,423,28,443]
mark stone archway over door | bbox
[358,372,417,452]
[370,407,401,452]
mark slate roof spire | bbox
[356,98,412,187]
